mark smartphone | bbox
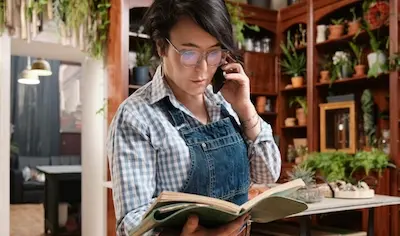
[212,53,240,94]
[212,66,226,94]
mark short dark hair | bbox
[142,0,237,54]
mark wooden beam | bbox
[389,1,399,236]
[106,0,129,235]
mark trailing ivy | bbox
[87,0,111,59]
[0,0,5,34]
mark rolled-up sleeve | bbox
[107,106,157,236]
[245,118,281,184]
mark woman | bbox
[107,0,281,235]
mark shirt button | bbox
[201,143,207,148]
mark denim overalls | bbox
[166,100,251,205]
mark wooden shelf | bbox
[128,84,142,89]
[280,85,307,92]
[281,125,307,129]
[315,25,389,48]
[282,162,295,168]
[250,91,278,96]
[316,74,389,87]
[259,112,277,116]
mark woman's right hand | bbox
[180,213,250,236]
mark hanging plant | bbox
[87,0,111,59]
[0,1,5,34]
[226,1,259,45]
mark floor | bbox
[10,204,44,236]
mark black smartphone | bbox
[212,66,226,94]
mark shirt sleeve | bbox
[246,118,282,184]
[107,106,158,236]
[219,98,281,184]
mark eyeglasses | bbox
[165,38,228,68]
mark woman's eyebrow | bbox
[180,42,221,48]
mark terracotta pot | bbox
[348,20,361,35]
[329,24,344,39]
[319,70,330,83]
[296,108,307,126]
[285,117,296,127]
[354,65,366,77]
[256,96,266,113]
[291,76,304,87]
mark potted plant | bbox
[135,42,153,85]
[289,96,307,126]
[348,7,361,35]
[332,51,352,79]
[329,18,345,40]
[349,40,366,77]
[318,54,332,83]
[364,23,387,78]
[280,31,306,88]
[287,165,323,203]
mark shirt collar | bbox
[150,65,175,105]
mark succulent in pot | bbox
[329,18,345,39]
[348,7,361,35]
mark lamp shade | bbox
[31,58,52,76]
[18,69,40,85]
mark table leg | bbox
[47,176,60,235]
[299,216,311,236]
[367,207,375,236]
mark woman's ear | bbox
[156,39,166,57]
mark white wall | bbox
[81,58,108,236]
[0,34,11,236]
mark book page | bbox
[240,179,305,211]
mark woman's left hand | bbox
[220,63,253,114]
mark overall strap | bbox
[163,98,188,128]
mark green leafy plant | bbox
[349,149,396,177]
[361,89,376,147]
[226,2,259,44]
[301,151,352,182]
[349,7,359,22]
[0,1,5,34]
[289,96,307,115]
[88,0,111,58]
[280,31,306,77]
[27,0,48,20]
[349,41,364,65]
[136,42,153,67]
[331,18,345,25]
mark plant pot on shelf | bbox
[348,20,361,35]
[354,64,366,77]
[296,108,307,126]
[328,24,344,40]
[134,66,150,85]
[285,117,296,127]
[319,70,330,83]
[291,76,303,87]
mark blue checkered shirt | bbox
[107,66,281,236]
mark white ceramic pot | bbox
[367,51,387,74]
[316,25,327,43]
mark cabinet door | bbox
[243,52,276,94]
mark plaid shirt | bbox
[107,66,281,236]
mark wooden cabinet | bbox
[244,52,276,94]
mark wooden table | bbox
[37,165,82,236]
[288,195,400,236]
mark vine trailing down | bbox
[0,0,111,59]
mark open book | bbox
[130,179,308,236]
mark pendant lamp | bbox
[18,68,40,85]
[31,57,52,76]
[18,56,40,85]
